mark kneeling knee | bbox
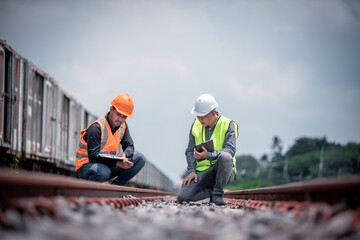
[89,169,110,182]
[177,190,191,204]
[218,152,232,163]
[177,193,188,204]
[133,153,146,165]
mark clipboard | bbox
[195,139,214,152]
[99,153,125,161]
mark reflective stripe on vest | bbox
[192,116,238,175]
[75,116,126,170]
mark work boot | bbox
[211,194,227,206]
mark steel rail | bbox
[223,176,360,232]
[0,168,175,228]
[224,175,360,207]
[0,168,174,205]
[1,168,359,233]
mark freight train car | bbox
[0,39,97,174]
[0,39,175,192]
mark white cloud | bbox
[56,53,189,115]
[134,55,188,76]
[228,60,309,103]
[64,53,188,88]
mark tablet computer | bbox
[195,139,214,152]
[99,153,125,161]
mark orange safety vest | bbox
[75,116,126,170]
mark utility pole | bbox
[283,157,288,173]
[283,156,288,183]
[318,145,324,178]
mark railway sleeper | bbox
[0,195,170,229]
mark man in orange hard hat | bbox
[75,93,145,185]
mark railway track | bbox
[224,175,360,224]
[0,168,359,239]
[0,168,172,200]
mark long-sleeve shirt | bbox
[185,115,237,174]
[82,113,134,167]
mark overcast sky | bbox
[1,0,359,185]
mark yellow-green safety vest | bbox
[192,116,238,175]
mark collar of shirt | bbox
[205,115,220,140]
[208,115,220,131]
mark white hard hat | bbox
[191,94,219,116]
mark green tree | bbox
[271,136,283,156]
[260,154,268,169]
[286,137,329,158]
[341,142,360,174]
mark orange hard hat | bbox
[111,93,134,118]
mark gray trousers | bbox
[177,152,233,203]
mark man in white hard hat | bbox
[177,93,238,205]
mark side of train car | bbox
[130,154,175,193]
[0,39,96,173]
[0,40,175,192]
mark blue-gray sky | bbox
[1,0,360,185]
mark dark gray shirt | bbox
[185,115,237,174]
